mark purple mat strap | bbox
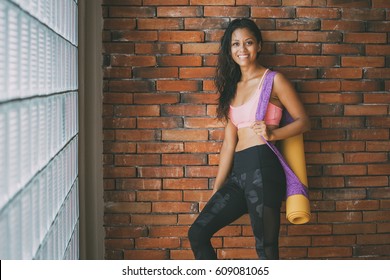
[256,71,309,198]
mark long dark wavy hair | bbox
[215,18,263,121]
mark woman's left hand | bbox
[251,121,272,141]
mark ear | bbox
[257,42,262,52]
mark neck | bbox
[240,64,264,82]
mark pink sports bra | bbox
[229,71,282,129]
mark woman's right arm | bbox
[212,120,238,194]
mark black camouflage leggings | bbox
[188,144,286,259]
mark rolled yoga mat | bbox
[280,133,311,224]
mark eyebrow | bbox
[231,38,254,42]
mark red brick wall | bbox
[102,0,390,260]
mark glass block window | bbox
[0,0,79,260]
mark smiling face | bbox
[230,28,261,67]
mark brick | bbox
[163,178,209,190]
[104,167,136,178]
[137,142,184,153]
[115,154,160,166]
[105,202,151,213]
[105,226,147,239]
[349,129,389,140]
[304,129,346,141]
[103,65,132,78]
[279,248,308,259]
[296,55,339,67]
[157,80,201,91]
[237,0,281,5]
[298,81,341,92]
[344,105,388,116]
[252,7,295,18]
[183,190,212,202]
[117,179,162,190]
[276,19,320,30]
[368,164,390,175]
[323,189,366,200]
[306,153,343,164]
[104,142,136,153]
[184,18,230,30]
[180,67,216,79]
[162,154,207,165]
[204,6,249,17]
[366,45,390,55]
[262,31,297,42]
[157,56,203,67]
[105,239,134,250]
[185,142,222,153]
[159,31,204,42]
[133,67,178,79]
[288,225,332,236]
[306,105,342,116]
[321,117,364,128]
[137,117,183,129]
[112,31,158,42]
[276,43,321,54]
[323,44,363,55]
[143,0,188,5]
[157,6,202,17]
[114,105,160,117]
[170,250,194,260]
[320,68,362,79]
[109,7,155,18]
[336,200,380,211]
[364,68,390,79]
[218,248,257,260]
[260,55,296,67]
[149,226,190,237]
[124,249,168,260]
[182,43,220,54]
[131,214,177,225]
[103,93,133,104]
[297,8,340,19]
[345,153,387,163]
[364,93,390,103]
[109,80,154,92]
[366,141,390,152]
[367,116,390,131]
[134,93,179,105]
[153,202,197,213]
[104,191,136,202]
[342,8,386,20]
[135,43,181,54]
[324,165,366,176]
[321,20,365,31]
[111,55,156,67]
[185,166,219,178]
[308,247,352,258]
[162,129,208,141]
[138,18,183,30]
[138,166,184,178]
[312,235,356,246]
[104,213,130,226]
[104,19,136,30]
[318,212,362,223]
[181,93,219,105]
[308,176,345,188]
[363,210,390,222]
[333,223,376,235]
[135,237,180,249]
[115,130,160,141]
[344,33,387,44]
[137,191,182,201]
[190,0,235,5]
[161,104,206,116]
[103,42,135,54]
[298,31,342,42]
[342,56,385,67]
[353,245,390,257]
[185,118,224,128]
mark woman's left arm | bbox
[254,72,310,141]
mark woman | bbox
[188,18,310,260]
